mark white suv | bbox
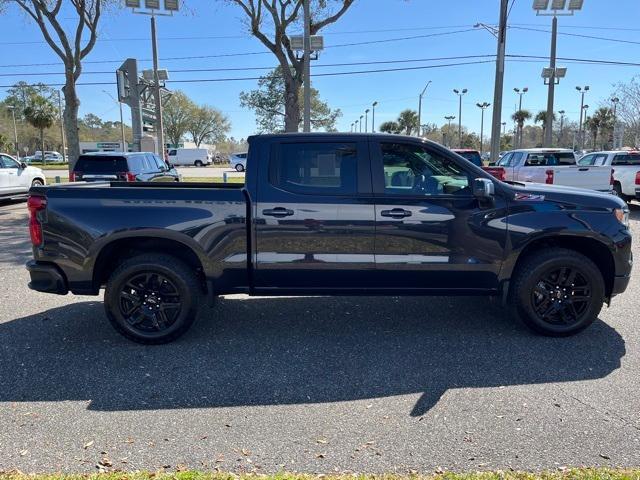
[229,152,247,172]
[0,154,46,198]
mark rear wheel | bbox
[194,160,203,167]
[104,253,203,344]
[509,248,605,336]
[235,163,244,172]
[613,182,623,198]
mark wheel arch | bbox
[91,234,209,294]
[506,235,616,298]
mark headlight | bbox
[614,208,630,228]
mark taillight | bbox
[545,169,554,184]
[496,168,506,181]
[635,171,640,185]
[27,195,46,246]
[610,168,615,186]
[125,172,136,182]
[69,171,78,182]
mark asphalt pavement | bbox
[1,198,639,473]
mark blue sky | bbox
[1,0,639,139]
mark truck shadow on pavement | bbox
[0,295,625,416]
[0,199,31,268]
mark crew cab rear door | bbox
[253,138,376,291]
[369,139,507,292]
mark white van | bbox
[167,148,211,167]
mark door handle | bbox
[380,208,412,219]
[262,207,294,218]
[578,167,589,171]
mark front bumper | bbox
[26,260,69,295]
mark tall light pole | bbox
[611,96,620,148]
[303,0,311,133]
[364,109,370,133]
[489,0,509,165]
[355,120,359,133]
[501,122,507,135]
[56,90,67,162]
[445,115,456,147]
[7,106,19,159]
[350,122,354,133]
[476,102,491,155]
[372,101,378,132]
[453,89,467,148]
[558,109,565,146]
[359,115,363,133]
[576,85,589,150]
[534,0,584,147]
[417,80,432,136]
[513,87,528,147]
[582,103,590,149]
[103,90,127,152]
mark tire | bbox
[104,253,203,344]
[613,182,623,198]
[31,178,44,187]
[194,160,203,167]
[509,248,605,337]
[235,163,244,172]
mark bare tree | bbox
[7,0,105,169]
[227,0,355,132]
[613,76,640,147]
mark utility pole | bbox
[477,102,490,155]
[417,81,432,136]
[57,90,67,163]
[303,0,311,133]
[150,14,164,155]
[543,15,558,147]
[7,106,19,159]
[372,101,378,132]
[489,0,509,165]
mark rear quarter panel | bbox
[35,184,248,292]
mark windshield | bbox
[74,155,128,173]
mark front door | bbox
[370,140,508,292]
[0,155,27,195]
[254,138,376,291]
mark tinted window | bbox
[525,152,575,166]
[168,150,177,156]
[128,155,146,174]
[269,142,358,195]
[152,154,167,170]
[612,153,640,165]
[456,151,482,167]
[380,143,471,196]
[0,155,19,168]
[74,155,128,173]
[496,152,512,167]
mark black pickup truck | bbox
[26,133,633,343]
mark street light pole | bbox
[489,0,509,165]
[476,102,491,156]
[365,109,370,133]
[582,104,590,149]
[355,120,359,133]
[543,15,558,147]
[558,110,565,147]
[453,88,467,148]
[57,90,67,163]
[576,85,589,151]
[444,115,455,148]
[513,87,528,148]
[359,115,363,133]
[303,0,311,133]
[417,80,432,136]
[372,101,378,132]
[611,97,620,148]
[7,106,19,159]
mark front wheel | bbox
[509,248,605,336]
[104,253,203,344]
[31,178,44,187]
[235,163,244,172]
[194,160,203,167]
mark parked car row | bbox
[24,151,65,164]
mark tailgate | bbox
[551,165,612,191]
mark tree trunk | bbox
[40,128,45,165]
[63,73,81,172]
[284,75,302,133]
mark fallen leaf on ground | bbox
[83,441,94,449]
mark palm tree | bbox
[534,110,557,142]
[24,96,56,163]
[397,109,419,135]
[511,109,531,148]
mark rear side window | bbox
[525,152,575,166]
[612,154,640,165]
[269,142,358,195]
[456,151,482,167]
[74,156,128,172]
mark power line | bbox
[510,25,640,46]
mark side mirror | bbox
[20,162,27,169]
[473,178,495,198]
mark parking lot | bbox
[1,198,639,473]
